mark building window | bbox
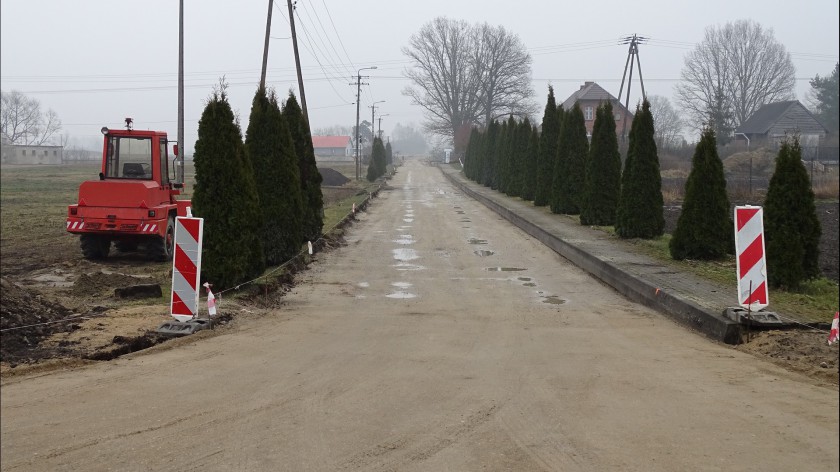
[615,113,621,121]
[54,150,58,156]
[584,106,594,121]
[22,150,26,156]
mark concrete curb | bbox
[442,168,742,345]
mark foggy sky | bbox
[2,0,838,153]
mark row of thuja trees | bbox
[463,86,822,290]
[366,136,394,182]
[191,85,324,289]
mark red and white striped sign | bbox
[734,206,769,310]
[170,216,204,322]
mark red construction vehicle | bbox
[66,118,191,261]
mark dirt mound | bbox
[723,147,776,176]
[0,277,76,363]
[73,270,155,297]
[737,329,838,386]
[319,167,351,186]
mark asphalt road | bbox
[1,159,837,471]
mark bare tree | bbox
[675,20,795,134]
[1,90,63,145]
[402,17,535,152]
[647,95,684,150]
[471,23,537,125]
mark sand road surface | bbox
[1,160,837,471]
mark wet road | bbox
[1,159,838,471]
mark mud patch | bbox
[468,238,488,245]
[73,270,157,297]
[0,277,78,364]
[737,329,838,386]
[541,295,567,305]
[474,250,494,257]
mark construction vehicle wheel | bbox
[80,234,110,260]
[149,216,175,262]
[115,240,138,252]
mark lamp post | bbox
[369,100,386,142]
[354,67,377,180]
[377,114,389,139]
[734,132,751,196]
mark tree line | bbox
[463,85,822,290]
[191,84,324,289]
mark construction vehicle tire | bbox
[149,216,175,262]
[115,240,138,252]
[80,234,110,260]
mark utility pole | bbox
[260,0,273,91]
[369,100,385,145]
[351,67,376,180]
[177,0,184,186]
[287,0,309,128]
[616,34,647,141]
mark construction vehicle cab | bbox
[66,118,191,261]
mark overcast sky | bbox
[2,0,838,153]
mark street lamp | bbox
[734,132,751,196]
[369,100,386,144]
[377,114,390,139]
[354,66,377,180]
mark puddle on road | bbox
[386,291,417,299]
[485,267,527,272]
[393,263,425,271]
[474,250,494,257]
[403,218,414,223]
[517,277,532,282]
[358,282,370,288]
[541,295,567,305]
[391,281,413,289]
[393,235,415,245]
[523,283,537,287]
[392,248,419,261]
[456,210,465,215]
[468,238,488,245]
[460,219,471,223]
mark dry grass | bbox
[812,174,839,200]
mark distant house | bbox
[312,136,353,161]
[1,144,63,165]
[734,101,829,151]
[560,82,634,137]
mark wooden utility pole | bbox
[260,0,273,91]
[287,0,309,128]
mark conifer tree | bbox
[509,118,531,198]
[465,127,481,180]
[282,93,324,242]
[192,85,264,288]
[535,88,559,206]
[615,104,639,234]
[553,105,588,214]
[764,136,822,289]
[669,126,732,259]
[522,123,540,201]
[481,121,499,187]
[615,100,664,238]
[367,136,386,181]
[492,120,509,190]
[581,101,622,225]
[550,107,571,213]
[385,141,393,166]
[245,87,304,265]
